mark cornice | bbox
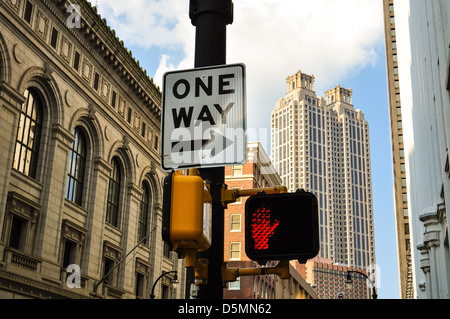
[48,0,161,118]
[0,268,88,299]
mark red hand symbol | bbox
[251,207,279,250]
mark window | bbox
[154,134,159,151]
[60,220,86,272]
[138,182,150,243]
[62,239,77,268]
[232,165,242,176]
[163,242,171,258]
[230,242,241,260]
[228,277,240,290]
[24,0,33,23]
[93,72,100,90]
[135,273,145,298]
[73,51,81,71]
[111,91,117,109]
[103,257,115,285]
[127,107,132,123]
[141,122,146,138]
[230,214,241,232]
[162,284,170,299]
[65,127,86,206]
[106,157,121,227]
[50,26,59,49]
[13,89,43,179]
[9,214,27,250]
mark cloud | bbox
[95,0,384,133]
[95,0,190,48]
[226,0,384,130]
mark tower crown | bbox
[286,70,315,93]
[325,85,353,105]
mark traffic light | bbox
[245,189,319,263]
[162,169,212,253]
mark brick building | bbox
[223,142,317,299]
[297,257,370,299]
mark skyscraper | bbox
[382,0,413,299]
[271,71,376,270]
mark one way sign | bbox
[161,64,247,170]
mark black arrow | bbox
[171,139,209,153]
[171,132,233,156]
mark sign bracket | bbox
[220,185,288,207]
[221,259,291,282]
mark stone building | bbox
[392,0,450,299]
[0,0,184,299]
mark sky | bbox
[94,0,400,299]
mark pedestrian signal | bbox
[245,190,319,263]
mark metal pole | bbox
[150,271,178,299]
[347,270,378,299]
[93,226,157,295]
[188,0,233,300]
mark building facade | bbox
[271,71,376,271]
[223,142,317,299]
[393,0,450,299]
[0,0,184,299]
[298,257,369,299]
[382,0,414,299]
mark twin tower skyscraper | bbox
[270,70,375,270]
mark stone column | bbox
[420,207,443,298]
[35,124,75,280]
[83,157,111,285]
[118,182,143,293]
[418,243,431,298]
[424,231,440,298]
[0,81,26,258]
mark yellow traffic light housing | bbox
[162,168,212,254]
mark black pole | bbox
[188,0,233,300]
[150,271,178,299]
[347,270,378,299]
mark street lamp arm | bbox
[150,271,178,299]
[347,270,373,285]
[346,270,377,299]
[347,270,368,279]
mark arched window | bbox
[12,89,43,178]
[138,181,151,243]
[65,127,87,206]
[106,157,121,227]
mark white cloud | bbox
[95,0,384,132]
[226,0,384,131]
[95,0,190,48]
